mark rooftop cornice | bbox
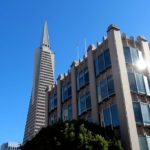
[137,35,147,42]
[87,44,96,52]
[107,24,120,32]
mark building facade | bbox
[1,142,20,150]
[23,21,55,143]
[47,25,150,150]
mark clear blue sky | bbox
[0,0,150,145]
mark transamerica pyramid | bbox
[23,21,54,143]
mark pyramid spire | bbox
[41,20,50,48]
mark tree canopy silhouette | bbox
[21,120,124,150]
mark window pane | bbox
[95,58,99,76]
[138,136,148,150]
[86,114,92,122]
[124,47,132,64]
[97,84,102,102]
[128,72,137,92]
[107,75,115,96]
[136,73,146,94]
[49,98,51,112]
[54,112,57,124]
[78,98,81,115]
[77,74,80,90]
[100,79,108,100]
[79,71,84,88]
[110,105,119,127]
[141,103,150,124]
[98,53,105,73]
[68,85,72,97]
[62,104,68,121]
[133,102,143,123]
[61,87,64,101]
[80,95,86,113]
[143,76,150,96]
[84,68,89,84]
[54,96,57,108]
[103,108,111,127]
[100,111,104,127]
[50,94,56,111]
[50,112,57,125]
[131,48,139,64]
[62,83,71,101]
[104,49,111,68]
[138,50,144,62]
[147,136,150,150]
[62,85,68,101]
[68,104,72,120]
[86,92,91,109]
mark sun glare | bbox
[136,60,147,70]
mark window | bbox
[128,71,150,95]
[94,49,111,76]
[98,54,105,73]
[123,47,144,65]
[104,49,111,68]
[62,104,68,121]
[135,73,146,94]
[103,107,111,127]
[86,114,92,122]
[100,79,108,100]
[138,50,144,62]
[68,104,72,120]
[133,102,150,125]
[143,76,150,96]
[84,68,89,84]
[77,68,89,90]
[128,72,137,92]
[107,75,115,96]
[147,136,150,150]
[138,136,148,150]
[133,102,143,123]
[141,103,150,124]
[95,58,99,76]
[78,92,91,115]
[49,112,57,125]
[54,94,57,107]
[77,74,80,90]
[100,110,104,127]
[79,70,84,87]
[97,75,115,102]
[62,103,72,121]
[102,104,119,127]
[49,93,57,111]
[68,84,72,97]
[85,92,91,110]
[62,85,68,101]
[124,47,132,64]
[62,83,72,102]
[80,95,86,113]
[110,105,119,127]
[97,83,102,102]
[78,98,81,115]
[130,47,139,64]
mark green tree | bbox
[21,120,124,150]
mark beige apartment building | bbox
[23,21,54,143]
[47,25,150,150]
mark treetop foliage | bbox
[21,120,124,150]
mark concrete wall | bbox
[107,25,140,150]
